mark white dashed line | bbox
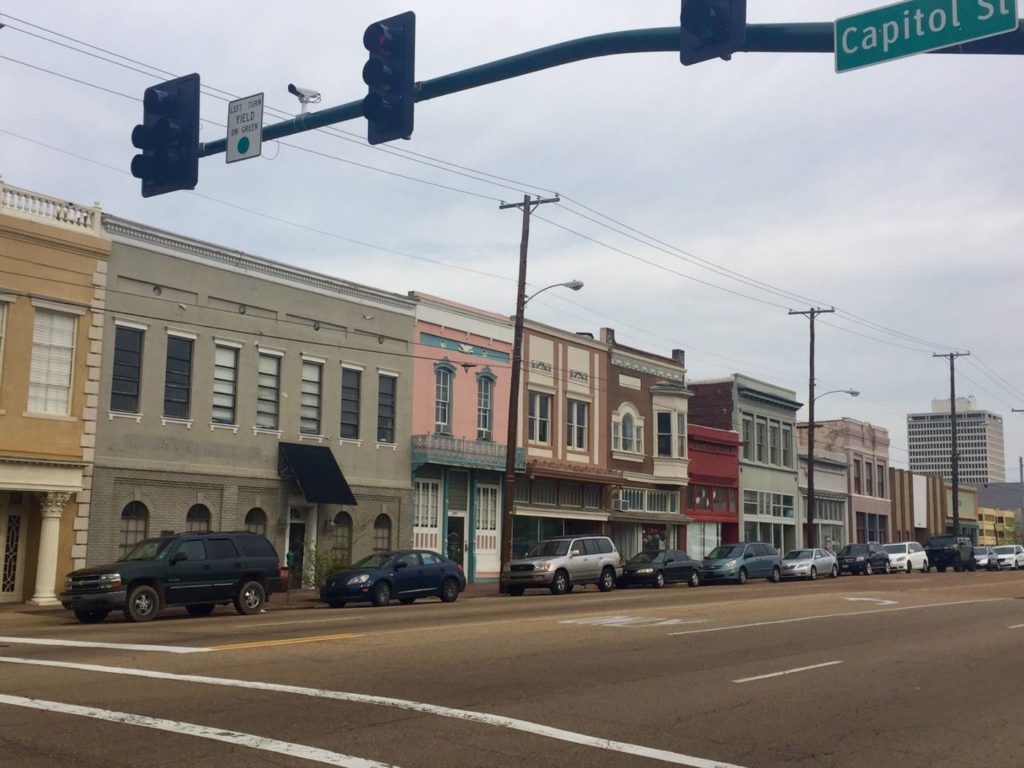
[733,661,843,684]
[0,636,209,653]
[561,615,709,628]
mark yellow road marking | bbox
[212,632,363,651]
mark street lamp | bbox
[500,279,583,591]
[805,387,859,549]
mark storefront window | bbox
[642,524,667,551]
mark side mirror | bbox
[394,561,408,570]
[171,552,187,564]
[571,549,582,557]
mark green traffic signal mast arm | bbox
[198,21,1024,158]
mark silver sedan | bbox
[781,548,839,580]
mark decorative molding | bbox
[419,332,510,363]
[611,353,684,382]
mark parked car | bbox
[619,549,701,588]
[993,544,1024,570]
[973,546,1001,572]
[924,534,975,572]
[501,535,623,596]
[320,550,465,608]
[837,542,890,575]
[700,542,782,585]
[781,548,838,580]
[882,541,929,573]
[60,531,283,624]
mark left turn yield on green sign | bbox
[835,0,1019,72]
[226,93,264,162]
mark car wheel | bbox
[125,585,159,622]
[653,571,666,589]
[809,566,817,581]
[769,566,781,583]
[830,564,839,578]
[186,603,215,617]
[508,586,525,597]
[550,570,570,595]
[74,609,108,624]
[688,570,700,588]
[398,597,416,605]
[234,580,265,615]
[371,581,391,607]
[327,600,346,608]
[598,567,616,592]
[937,564,947,573]
[737,567,748,585]
[906,562,913,574]
[923,560,930,573]
[440,578,460,603]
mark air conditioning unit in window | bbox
[612,498,630,512]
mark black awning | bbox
[278,443,357,505]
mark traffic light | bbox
[680,0,746,66]
[362,11,415,145]
[130,73,201,198]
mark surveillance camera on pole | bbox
[288,83,321,115]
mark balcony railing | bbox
[0,178,102,234]
[412,433,526,472]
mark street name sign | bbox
[835,0,1019,72]
[226,93,264,163]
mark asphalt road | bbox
[1,570,1023,768]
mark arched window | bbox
[185,504,211,533]
[332,511,353,565]
[612,404,644,455]
[622,413,635,452]
[244,508,267,536]
[373,513,392,553]
[120,501,149,553]
[434,361,455,434]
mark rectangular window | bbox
[677,413,687,458]
[0,303,6,388]
[377,374,396,443]
[29,309,75,415]
[477,377,493,440]
[864,461,874,496]
[163,335,193,419]
[769,422,780,465]
[341,368,361,439]
[515,477,530,503]
[622,488,645,511]
[567,399,588,450]
[477,485,499,531]
[256,353,281,430]
[111,325,143,413]
[853,460,862,495]
[876,464,885,498]
[647,490,678,513]
[755,418,767,463]
[528,391,551,444]
[741,415,754,461]
[300,360,323,435]
[533,479,556,505]
[559,483,583,508]
[743,489,758,518]
[583,486,601,509]
[212,345,238,425]
[435,368,452,434]
[657,412,672,457]
[782,425,793,468]
[414,480,440,528]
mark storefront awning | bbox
[278,443,357,505]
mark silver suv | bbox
[501,535,623,596]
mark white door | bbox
[0,512,27,604]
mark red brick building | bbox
[685,424,740,558]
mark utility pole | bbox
[498,194,560,592]
[935,352,970,535]
[1012,409,1023,540]
[790,307,834,548]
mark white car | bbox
[882,541,929,573]
[781,548,839,580]
[993,544,1024,570]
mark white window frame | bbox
[256,350,282,431]
[414,479,441,529]
[476,484,499,531]
[300,357,324,436]
[612,403,645,456]
[567,398,588,451]
[528,390,552,445]
[477,373,494,441]
[28,307,78,416]
[434,365,454,434]
[212,342,241,426]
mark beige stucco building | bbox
[0,181,110,604]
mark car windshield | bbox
[527,540,571,557]
[839,544,869,555]
[707,545,744,559]
[994,546,1015,554]
[628,551,664,564]
[785,550,813,560]
[118,538,172,562]
[883,544,905,554]
[352,553,394,569]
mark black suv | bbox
[60,531,283,623]
[837,542,890,575]
[925,534,976,572]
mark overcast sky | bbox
[2,1,1022,476]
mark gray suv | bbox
[501,535,623,596]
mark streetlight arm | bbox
[524,280,583,304]
[813,388,860,403]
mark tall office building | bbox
[907,397,1005,484]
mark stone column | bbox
[29,491,71,606]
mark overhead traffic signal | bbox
[130,74,201,198]
[680,0,746,66]
[362,11,416,145]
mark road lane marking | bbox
[246,616,364,628]
[1009,623,1024,629]
[0,693,396,767]
[212,632,363,651]
[0,636,210,654]
[668,598,1004,636]
[561,615,708,628]
[733,661,843,684]
[843,597,898,606]
[0,657,746,768]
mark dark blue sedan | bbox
[320,550,466,608]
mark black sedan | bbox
[619,549,702,588]
[320,550,466,608]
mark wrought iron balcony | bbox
[412,434,526,472]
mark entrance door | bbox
[288,522,306,589]
[446,517,465,566]
[0,511,26,604]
